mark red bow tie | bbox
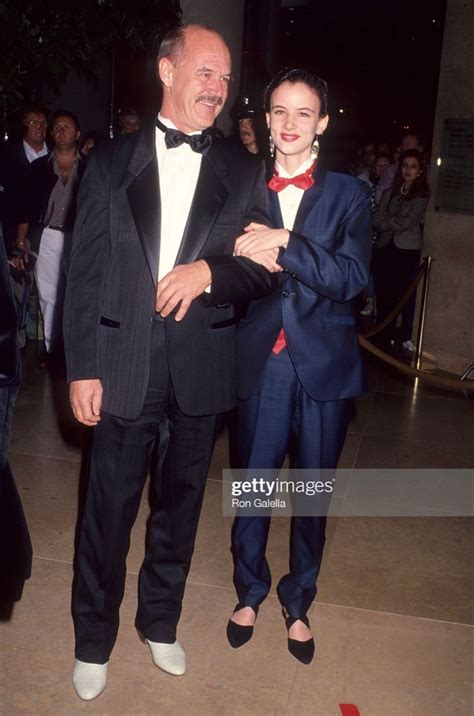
[268,162,316,192]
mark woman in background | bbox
[372,149,430,351]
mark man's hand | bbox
[156,260,212,321]
[11,245,29,272]
[235,222,290,258]
[70,379,103,426]
[15,223,30,271]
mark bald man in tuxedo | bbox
[64,24,279,700]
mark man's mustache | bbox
[196,95,223,106]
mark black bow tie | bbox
[156,118,212,155]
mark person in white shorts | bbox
[15,110,85,355]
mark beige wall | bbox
[421,0,474,374]
[180,0,245,135]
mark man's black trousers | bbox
[72,319,216,663]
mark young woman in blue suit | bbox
[226,69,372,664]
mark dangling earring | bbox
[269,134,275,158]
[311,135,320,161]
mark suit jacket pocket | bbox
[100,316,121,328]
[211,318,237,329]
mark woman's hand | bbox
[246,246,282,272]
[235,223,290,258]
[234,222,289,273]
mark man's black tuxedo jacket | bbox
[64,125,275,419]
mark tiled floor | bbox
[1,349,473,715]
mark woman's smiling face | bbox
[267,81,328,164]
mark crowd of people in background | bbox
[0,103,144,362]
[354,133,430,354]
[0,96,430,364]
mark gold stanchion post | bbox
[414,256,433,370]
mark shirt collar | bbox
[276,156,314,179]
[23,140,48,163]
[157,113,202,136]
[49,150,80,174]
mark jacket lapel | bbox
[174,145,229,266]
[126,126,160,285]
[269,190,284,228]
[292,164,326,234]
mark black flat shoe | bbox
[226,604,258,649]
[283,610,315,664]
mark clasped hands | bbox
[234,222,289,272]
[154,223,286,320]
[70,225,286,426]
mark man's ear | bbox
[158,57,173,87]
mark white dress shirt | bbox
[275,157,314,231]
[155,114,203,281]
[23,140,48,164]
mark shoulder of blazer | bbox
[92,131,139,171]
[323,169,371,198]
[7,141,29,167]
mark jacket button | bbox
[282,290,290,297]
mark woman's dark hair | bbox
[263,68,328,117]
[392,149,430,201]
